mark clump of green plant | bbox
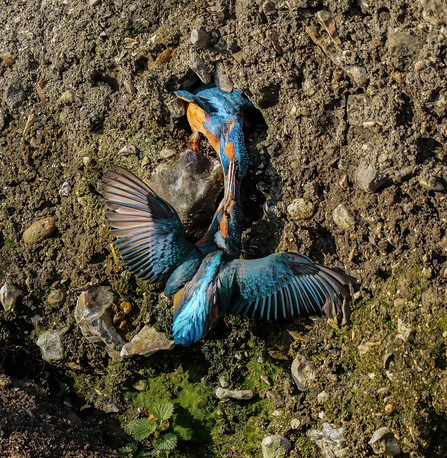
[126,401,178,455]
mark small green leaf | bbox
[119,442,138,455]
[152,401,174,421]
[127,418,157,441]
[156,433,177,451]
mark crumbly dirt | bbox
[1,0,447,457]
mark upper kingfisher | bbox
[175,83,253,184]
[102,163,359,347]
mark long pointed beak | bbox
[224,159,240,203]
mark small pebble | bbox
[317,390,329,404]
[290,418,301,429]
[219,376,229,388]
[260,375,272,386]
[261,435,291,458]
[369,427,401,456]
[23,216,57,245]
[0,374,13,388]
[0,284,23,312]
[287,198,315,220]
[83,156,91,167]
[118,145,138,156]
[385,404,395,414]
[190,29,210,49]
[216,388,254,400]
[333,204,355,230]
[59,182,71,196]
[47,289,66,306]
[3,51,15,68]
[214,61,234,93]
[59,90,75,104]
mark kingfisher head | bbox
[214,160,243,257]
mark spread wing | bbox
[102,166,200,283]
[217,253,359,320]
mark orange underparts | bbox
[186,103,219,152]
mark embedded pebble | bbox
[385,404,395,414]
[287,198,315,221]
[190,49,211,84]
[0,283,23,312]
[317,390,329,404]
[47,288,66,307]
[59,89,75,104]
[260,375,272,386]
[261,435,291,458]
[3,51,15,67]
[332,204,355,231]
[59,182,71,196]
[74,286,125,359]
[36,328,68,362]
[214,61,234,93]
[290,418,301,429]
[83,156,91,167]
[5,79,26,109]
[166,98,186,118]
[133,379,149,391]
[23,216,57,245]
[307,423,348,458]
[291,354,317,391]
[396,319,414,342]
[160,148,176,158]
[118,145,138,156]
[190,29,210,48]
[150,149,223,233]
[120,325,176,358]
[219,376,229,388]
[216,388,254,400]
[377,387,390,397]
[369,427,401,456]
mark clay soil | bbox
[1,0,447,457]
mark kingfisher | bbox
[175,83,252,182]
[102,164,359,347]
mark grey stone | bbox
[191,29,210,48]
[150,149,223,233]
[74,286,125,359]
[214,61,234,93]
[216,388,254,400]
[37,329,68,362]
[291,354,317,391]
[190,49,211,84]
[369,427,401,456]
[4,79,26,109]
[261,435,292,458]
[332,204,355,231]
[307,423,348,458]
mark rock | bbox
[120,325,176,358]
[0,284,23,312]
[216,388,254,400]
[47,289,66,307]
[317,390,329,404]
[74,286,125,358]
[369,427,401,456]
[219,377,229,388]
[287,198,315,220]
[118,145,138,156]
[291,354,317,390]
[307,422,348,458]
[261,435,292,458]
[59,182,71,196]
[36,329,67,362]
[166,98,186,118]
[396,319,415,342]
[332,204,355,230]
[214,61,234,93]
[3,51,15,68]
[4,79,26,109]
[290,418,301,429]
[59,89,75,104]
[190,29,210,48]
[420,0,447,25]
[190,49,211,84]
[388,30,424,57]
[150,149,223,233]
[22,216,57,245]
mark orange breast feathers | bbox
[186,103,220,152]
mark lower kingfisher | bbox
[175,83,252,184]
[102,163,359,347]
